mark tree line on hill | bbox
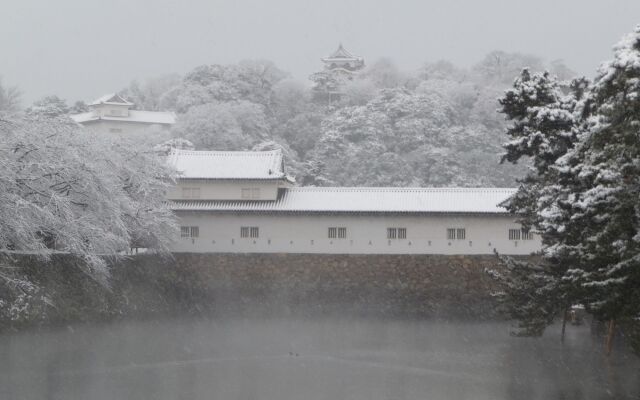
[3,51,578,187]
[121,53,576,187]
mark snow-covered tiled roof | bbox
[88,93,133,106]
[323,44,361,61]
[171,187,516,214]
[167,149,287,180]
[70,110,176,125]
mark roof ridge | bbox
[88,93,134,106]
[128,109,175,115]
[172,149,281,156]
[285,187,516,191]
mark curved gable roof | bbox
[89,93,133,106]
[322,44,363,62]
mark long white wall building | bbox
[167,149,541,255]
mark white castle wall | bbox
[83,120,170,135]
[172,212,541,255]
[91,104,130,118]
[166,180,280,201]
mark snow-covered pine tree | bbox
[494,69,587,335]
[488,253,566,336]
[548,26,640,328]
[499,69,583,227]
[496,26,640,349]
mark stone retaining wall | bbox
[1,252,525,329]
[155,253,513,318]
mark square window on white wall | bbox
[509,229,521,240]
[447,228,456,240]
[250,227,259,238]
[180,227,190,237]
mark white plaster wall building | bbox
[70,93,176,135]
[167,149,542,256]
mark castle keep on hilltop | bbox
[167,149,541,255]
[310,44,365,103]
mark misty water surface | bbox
[1,317,638,400]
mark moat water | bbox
[1,317,639,400]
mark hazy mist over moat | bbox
[3,317,640,400]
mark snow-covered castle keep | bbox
[70,93,175,135]
[168,149,541,255]
[310,44,365,102]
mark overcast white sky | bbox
[2,0,639,104]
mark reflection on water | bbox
[0,317,638,400]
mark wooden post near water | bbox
[605,319,616,355]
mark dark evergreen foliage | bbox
[495,26,640,346]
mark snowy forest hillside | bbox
[106,52,575,187]
[1,51,576,187]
